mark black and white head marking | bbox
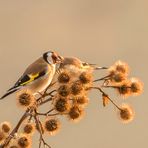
[43,51,54,64]
[43,51,63,64]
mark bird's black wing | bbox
[8,70,47,91]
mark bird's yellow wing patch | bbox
[20,73,39,85]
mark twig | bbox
[36,108,55,116]
[1,109,31,148]
[34,109,51,148]
[37,90,56,105]
[103,85,131,89]
[38,97,53,106]
[93,75,110,82]
[90,86,121,110]
[47,113,60,116]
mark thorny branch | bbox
[0,109,30,148]
[0,59,143,148]
[0,95,55,148]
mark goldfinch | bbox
[0,51,63,100]
[60,57,107,70]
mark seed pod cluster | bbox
[0,57,143,148]
[107,61,143,98]
[55,57,93,121]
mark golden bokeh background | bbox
[0,0,147,148]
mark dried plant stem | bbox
[38,97,53,106]
[103,85,131,89]
[93,75,110,82]
[91,86,122,111]
[0,57,142,148]
[0,93,54,148]
[47,113,60,116]
[34,109,51,148]
[0,109,30,148]
[37,90,56,104]
[36,108,55,116]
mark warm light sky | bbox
[0,1,147,148]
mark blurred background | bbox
[0,0,147,148]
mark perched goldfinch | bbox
[59,57,83,69]
[60,57,107,70]
[0,51,63,100]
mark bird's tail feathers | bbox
[0,88,19,100]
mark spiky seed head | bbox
[55,97,70,113]
[17,134,31,148]
[115,61,129,75]
[58,85,70,97]
[116,81,131,97]
[0,131,6,143]
[79,72,92,84]
[44,118,61,136]
[108,66,115,76]
[130,78,143,95]
[110,72,126,83]
[16,90,35,109]
[76,96,89,107]
[68,106,84,122]
[118,104,134,124]
[23,123,35,135]
[71,81,83,95]
[0,122,11,133]
[58,71,71,83]
[109,61,129,76]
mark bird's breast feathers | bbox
[25,64,56,93]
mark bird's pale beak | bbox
[51,52,64,64]
[82,62,96,67]
[56,55,64,63]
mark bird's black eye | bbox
[43,51,62,64]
